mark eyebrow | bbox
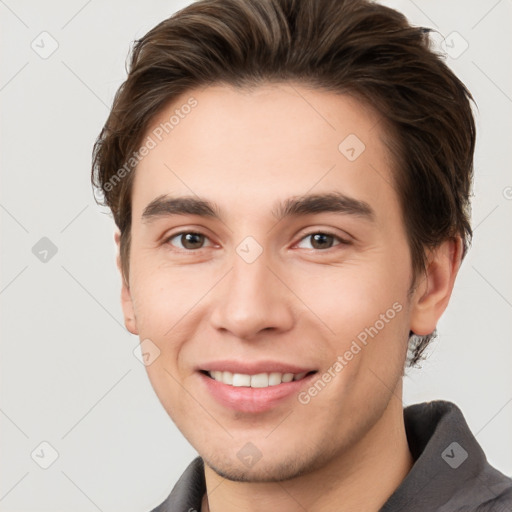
[141,192,375,224]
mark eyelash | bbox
[164,230,351,253]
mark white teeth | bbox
[268,372,282,386]
[250,373,268,388]
[207,371,311,387]
[232,373,251,387]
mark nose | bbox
[209,250,295,340]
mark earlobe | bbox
[114,229,139,335]
[120,282,139,335]
[409,237,463,336]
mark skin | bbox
[116,83,462,512]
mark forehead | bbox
[132,83,398,223]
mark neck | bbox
[202,394,413,512]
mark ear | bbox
[409,236,463,336]
[115,229,139,335]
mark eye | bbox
[165,231,213,251]
[296,231,350,251]
[164,230,349,252]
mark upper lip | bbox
[197,360,317,375]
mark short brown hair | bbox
[92,0,476,365]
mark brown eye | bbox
[167,232,210,250]
[296,232,349,251]
[310,233,335,249]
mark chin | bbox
[202,442,332,483]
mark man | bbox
[92,0,512,510]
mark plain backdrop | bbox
[1,0,511,510]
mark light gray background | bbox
[1,0,511,510]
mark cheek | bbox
[295,256,408,332]
[295,255,410,389]
[128,255,209,336]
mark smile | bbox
[198,368,319,413]
[204,370,316,388]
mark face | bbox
[118,83,452,482]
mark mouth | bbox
[200,369,317,388]
[197,368,319,413]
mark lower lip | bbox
[198,371,317,413]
